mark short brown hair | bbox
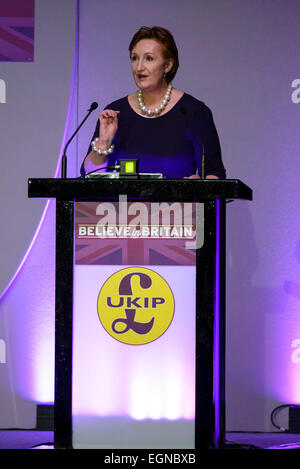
[129,26,179,83]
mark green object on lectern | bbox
[119,159,139,178]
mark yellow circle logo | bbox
[97,267,174,345]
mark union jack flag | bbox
[75,201,197,266]
[0,0,34,62]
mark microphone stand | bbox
[195,136,205,179]
[61,102,98,178]
[201,146,205,179]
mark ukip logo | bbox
[97,267,174,345]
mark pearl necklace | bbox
[137,82,172,117]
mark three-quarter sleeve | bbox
[190,104,226,179]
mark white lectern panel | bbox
[72,201,200,449]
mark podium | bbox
[28,177,252,449]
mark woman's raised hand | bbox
[98,109,120,149]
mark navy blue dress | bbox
[81,93,226,179]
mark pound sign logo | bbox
[97,267,174,345]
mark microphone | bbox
[61,101,98,178]
[88,101,99,112]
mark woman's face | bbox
[130,39,172,92]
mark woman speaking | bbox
[81,26,226,180]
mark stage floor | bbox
[0,430,299,450]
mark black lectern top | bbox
[28,178,252,202]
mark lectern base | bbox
[72,417,194,449]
